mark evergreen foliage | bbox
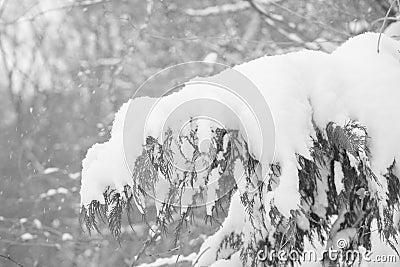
[80,120,399,266]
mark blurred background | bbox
[0,0,399,266]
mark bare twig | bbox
[1,0,111,25]
[371,16,399,27]
[175,253,181,266]
[0,239,59,248]
[269,0,350,37]
[0,254,24,267]
[246,0,273,20]
[246,0,319,49]
[192,247,210,267]
[0,0,8,19]
[146,246,180,257]
[184,2,250,16]
[377,0,396,53]
[0,32,15,108]
[131,232,161,267]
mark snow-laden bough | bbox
[80,33,400,266]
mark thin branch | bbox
[146,246,180,257]
[0,32,15,109]
[0,239,59,248]
[1,0,111,25]
[246,0,318,49]
[192,247,210,267]
[377,0,396,53]
[0,0,8,19]
[269,0,350,37]
[0,254,24,267]
[175,254,181,267]
[371,16,399,27]
[125,17,341,48]
[184,2,250,16]
[131,232,161,267]
[246,0,274,20]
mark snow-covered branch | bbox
[80,33,400,266]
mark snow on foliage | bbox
[61,233,73,241]
[194,192,246,266]
[20,233,34,241]
[80,33,400,266]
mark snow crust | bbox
[81,32,400,220]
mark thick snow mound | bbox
[80,33,400,220]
